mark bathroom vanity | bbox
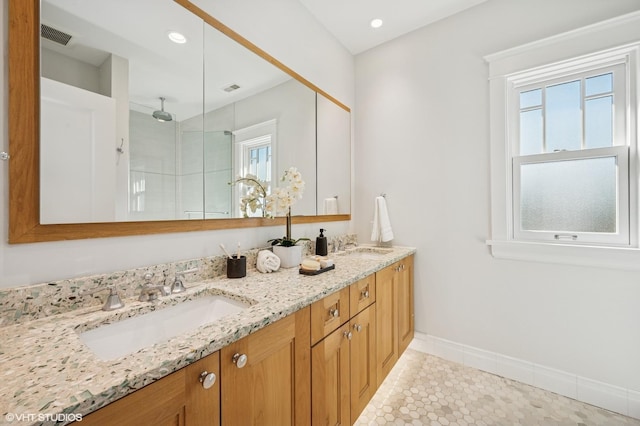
[0,247,414,426]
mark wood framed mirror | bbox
[8,0,350,243]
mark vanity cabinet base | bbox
[79,352,220,426]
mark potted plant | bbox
[267,167,308,267]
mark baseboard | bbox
[409,332,638,419]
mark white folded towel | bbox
[257,250,281,273]
[323,197,338,215]
[371,196,394,243]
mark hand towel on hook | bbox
[371,196,394,243]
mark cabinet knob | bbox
[344,331,353,340]
[329,307,339,318]
[199,371,216,389]
[361,289,370,299]
[232,353,248,368]
[353,324,362,333]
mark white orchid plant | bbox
[230,167,308,247]
[229,174,270,218]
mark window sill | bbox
[486,239,640,270]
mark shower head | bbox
[152,97,173,122]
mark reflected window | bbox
[233,119,277,217]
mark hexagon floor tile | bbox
[355,349,640,426]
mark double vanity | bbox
[0,245,415,425]
[3,1,412,424]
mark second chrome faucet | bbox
[139,268,200,302]
[138,273,169,302]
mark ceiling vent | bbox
[41,24,72,46]
[223,84,241,93]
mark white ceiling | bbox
[43,0,290,120]
[41,0,488,120]
[297,0,488,54]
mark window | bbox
[245,137,272,183]
[233,119,277,217]
[485,14,640,268]
[511,65,629,245]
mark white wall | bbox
[354,0,640,393]
[0,0,354,288]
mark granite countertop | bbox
[0,246,415,426]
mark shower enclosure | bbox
[128,104,232,220]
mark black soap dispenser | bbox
[316,228,328,256]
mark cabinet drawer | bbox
[311,287,350,346]
[349,274,375,315]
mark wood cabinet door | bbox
[221,308,311,426]
[375,262,399,387]
[397,255,415,355]
[311,323,351,426]
[184,351,220,426]
[79,368,187,426]
[350,304,377,424]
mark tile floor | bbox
[355,349,640,426]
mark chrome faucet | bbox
[139,273,169,302]
[80,285,124,311]
[171,267,199,294]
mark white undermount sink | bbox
[78,295,250,361]
[340,247,393,259]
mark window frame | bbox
[509,62,629,246]
[485,12,640,269]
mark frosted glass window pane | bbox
[520,157,616,233]
[520,89,542,109]
[545,80,581,152]
[585,96,613,149]
[520,109,543,155]
[585,73,613,96]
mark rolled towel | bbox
[257,250,281,273]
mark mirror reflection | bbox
[39,0,324,224]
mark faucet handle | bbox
[171,277,186,294]
[103,286,125,311]
[172,268,199,294]
[80,285,124,311]
[176,267,199,279]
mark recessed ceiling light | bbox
[370,18,383,29]
[167,31,187,44]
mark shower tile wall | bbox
[129,110,178,220]
[181,131,205,219]
[181,131,232,219]
[204,131,232,219]
[129,109,233,221]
